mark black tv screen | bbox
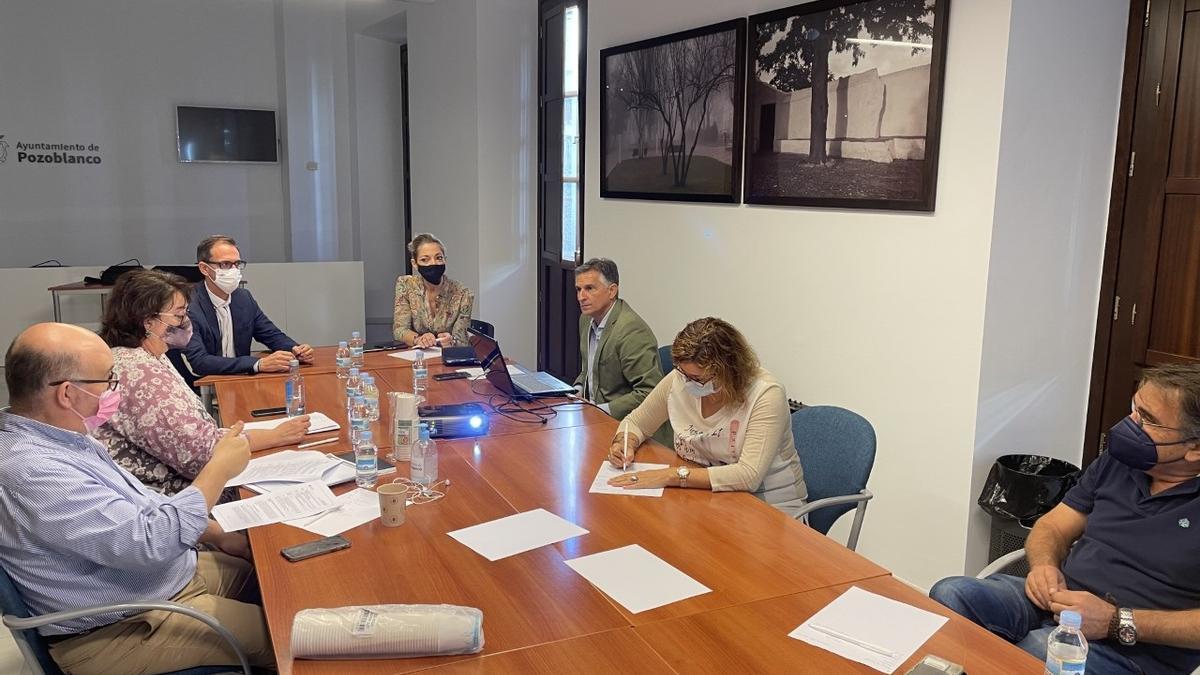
[176,106,278,163]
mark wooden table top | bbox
[634,575,1043,674]
[210,346,1041,674]
[196,345,425,386]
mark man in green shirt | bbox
[573,258,664,427]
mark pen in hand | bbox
[622,421,629,471]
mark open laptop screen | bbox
[468,329,516,396]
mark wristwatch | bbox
[676,466,690,488]
[1108,607,1137,646]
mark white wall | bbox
[407,0,538,366]
[0,0,286,267]
[587,0,1124,588]
[966,0,1127,572]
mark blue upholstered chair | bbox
[657,345,673,376]
[0,564,250,675]
[791,405,877,551]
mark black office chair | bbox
[469,319,495,338]
[0,564,250,675]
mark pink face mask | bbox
[69,384,122,432]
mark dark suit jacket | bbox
[170,283,297,386]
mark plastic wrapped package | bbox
[291,604,484,659]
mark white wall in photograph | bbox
[586,0,1127,588]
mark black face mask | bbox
[417,263,446,285]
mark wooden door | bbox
[537,0,586,380]
[1088,0,1200,462]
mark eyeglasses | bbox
[48,377,121,391]
[156,312,190,327]
[1130,398,1186,432]
[675,366,714,386]
[202,259,247,271]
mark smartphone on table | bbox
[281,535,351,562]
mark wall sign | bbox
[0,134,104,165]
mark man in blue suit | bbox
[172,236,313,386]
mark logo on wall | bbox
[0,134,103,166]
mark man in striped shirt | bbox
[0,323,275,674]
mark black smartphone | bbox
[250,406,287,417]
[363,341,404,353]
[433,371,470,381]
[281,535,351,562]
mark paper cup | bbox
[390,392,417,419]
[377,483,407,527]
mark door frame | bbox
[1083,0,1163,465]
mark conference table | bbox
[209,347,1042,674]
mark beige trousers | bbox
[49,551,275,674]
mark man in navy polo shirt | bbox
[931,364,1200,675]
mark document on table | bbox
[240,411,340,434]
[564,544,711,614]
[244,454,399,494]
[225,450,341,487]
[286,488,384,537]
[589,462,669,497]
[447,508,588,561]
[455,364,525,380]
[212,481,338,532]
[388,347,442,362]
[789,586,948,673]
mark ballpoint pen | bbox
[297,437,338,450]
[622,421,629,471]
[808,623,898,659]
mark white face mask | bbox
[210,267,242,294]
[683,379,718,398]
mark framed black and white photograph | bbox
[600,19,746,203]
[746,0,949,211]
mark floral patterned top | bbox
[96,346,224,497]
[392,274,475,346]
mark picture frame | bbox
[600,18,747,204]
[745,0,950,211]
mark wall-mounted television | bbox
[176,105,278,163]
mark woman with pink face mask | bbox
[96,270,309,497]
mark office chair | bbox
[469,319,495,338]
[790,405,876,551]
[0,564,251,675]
[657,345,673,376]
[976,549,1028,579]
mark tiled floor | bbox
[0,626,32,674]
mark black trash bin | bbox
[978,454,1081,574]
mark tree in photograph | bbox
[611,30,736,188]
[756,0,934,163]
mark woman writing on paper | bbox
[97,270,309,497]
[606,317,807,517]
[393,233,475,349]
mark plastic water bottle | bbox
[285,359,305,417]
[1044,610,1087,674]
[349,396,369,446]
[355,430,378,488]
[361,375,380,422]
[335,341,351,380]
[349,331,365,368]
[411,423,438,487]
[412,349,428,403]
[345,368,362,411]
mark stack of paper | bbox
[388,348,442,362]
[454,364,525,380]
[789,586,949,673]
[286,488,389,537]
[244,453,395,495]
[564,544,711,613]
[225,450,342,487]
[241,411,340,434]
[212,481,338,531]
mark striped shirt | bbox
[0,410,209,635]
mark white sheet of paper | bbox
[564,544,711,614]
[388,347,442,362]
[456,364,525,380]
[588,462,669,497]
[240,411,340,434]
[243,454,397,494]
[212,481,338,532]
[447,508,588,561]
[224,450,341,487]
[789,586,948,673]
[287,488,383,536]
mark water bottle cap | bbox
[339,340,348,347]
[361,430,373,441]
[289,359,299,367]
[1060,610,1082,629]
[355,395,365,402]
[419,422,430,440]
[352,331,361,338]
[349,368,359,375]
